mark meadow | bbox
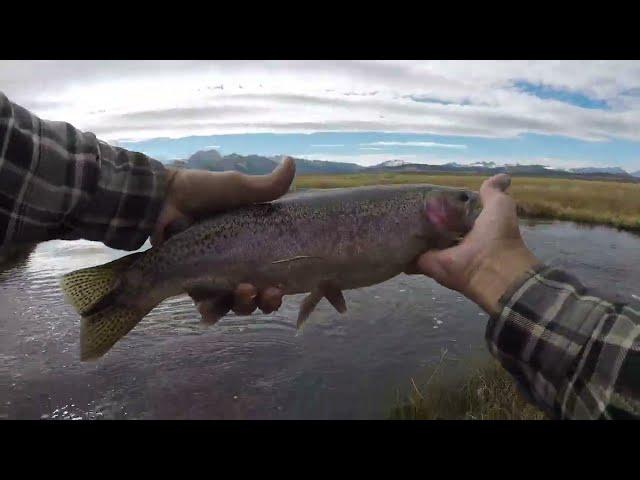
[295,173,640,419]
[295,173,640,233]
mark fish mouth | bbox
[465,193,482,231]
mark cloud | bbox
[293,152,608,169]
[361,141,467,149]
[2,60,640,144]
[291,153,423,167]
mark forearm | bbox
[0,91,167,251]
[486,264,640,419]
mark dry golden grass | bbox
[390,354,547,420]
[295,174,640,232]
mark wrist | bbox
[466,242,539,316]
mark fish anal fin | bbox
[296,289,323,330]
[322,283,347,314]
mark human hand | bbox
[152,157,296,322]
[407,174,540,316]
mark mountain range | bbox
[167,149,639,182]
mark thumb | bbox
[174,156,297,217]
[479,173,511,205]
[238,156,297,204]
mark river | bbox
[1,220,639,419]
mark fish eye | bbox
[458,192,469,203]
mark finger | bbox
[403,260,421,275]
[151,203,181,247]
[195,294,234,325]
[231,283,258,315]
[153,214,192,247]
[256,287,284,314]
[479,174,511,205]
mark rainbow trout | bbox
[61,184,480,360]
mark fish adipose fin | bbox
[296,283,347,330]
[60,252,150,361]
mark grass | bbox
[295,173,640,233]
[296,173,638,419]
[390,351,547,420]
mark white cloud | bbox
[292,152,607,169]
[1,60,640,142]
[361,141,467,149]
[204,145,220,149]
[291,153,423,167]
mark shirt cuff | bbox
[66,138,168,251]
[485,264,592,417]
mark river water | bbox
[1,220,639,419]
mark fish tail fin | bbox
[60,252,150,361]
[79,304,152,361]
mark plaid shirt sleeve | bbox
[0,91,167,251]
[487,264,640,420]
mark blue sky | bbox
[121,131,640,170]
[2,61,639,171]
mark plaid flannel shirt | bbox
[0,91,167,252]
[489,264,640,420]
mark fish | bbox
[60,184,481,360]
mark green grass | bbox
[295,173,640,233]
[390,352,547,420]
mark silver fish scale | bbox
[125,184,476,297]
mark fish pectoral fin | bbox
[296,289,323,330]
[272,255,323,264]
[322,284,347,314]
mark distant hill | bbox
[172,150,363,175]
[283,156,364,174]
[569,167,630,176]
[166,150,638,183]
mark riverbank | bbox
[295,173,640,233]
[295,172,639,420]
[390,355,547,420]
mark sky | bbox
[1,60,639,171]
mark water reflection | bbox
[1,220,639,419]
